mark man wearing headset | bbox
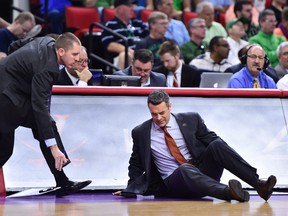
[227,44,277,88]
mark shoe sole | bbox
[229,180,250,202]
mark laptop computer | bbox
[200,72,233,88]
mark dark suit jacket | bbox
[55,67,93,86]
[225,64,279,83]
[274,63,287,80]
[153,64,201,87]
[113,66,167,87]
[0,36,60,140]
[123,112,220,196]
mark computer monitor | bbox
[90,69,103,86]
[102,75,142,87]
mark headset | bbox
[240,44,270,70]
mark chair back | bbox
[65,6,101,29]
[183,11,198,27]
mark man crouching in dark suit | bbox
[113,90,277,202]
[154,41,201,87]
[113,49,167,87]
[55,46,93,86]
[0,32,91,196]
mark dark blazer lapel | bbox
[56,68,74,85]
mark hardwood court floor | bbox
[1,192,287,216]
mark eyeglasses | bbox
[75,58,89,64]
[134,66,151,74]
[247,54,265,60]
[281,51,288,57]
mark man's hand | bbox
[50,145,69,171]
[75,67,92,83]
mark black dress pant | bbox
[164,139,259,200]
[0,93,69,185]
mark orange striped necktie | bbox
[162,126,187,164]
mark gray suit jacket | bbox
[123,112,220,196]
[0,36,60,140]
[113,66,167,87]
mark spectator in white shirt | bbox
[226,17,249,65]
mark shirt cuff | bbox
[77,80,88,86]
[45,138,57,147]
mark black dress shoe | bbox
[228,179,250,202]
[256,175,277,201]
[56,180,92,197]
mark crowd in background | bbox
[1,0,288,89]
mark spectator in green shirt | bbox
[249,9,286,67]
[180,18,207,64]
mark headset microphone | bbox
[257,67,262,71]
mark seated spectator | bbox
[180,18,207,64]
[233,0,260,41]
[225,0,259,28]
[249,9,286,67]
[267,0,285,26]
[135,11,169,67]
[55,46,93,86]
[274,7,288,40]
[146,0,191,20]
[190,36,231,72]
[113,49,167,87]
[225,45,279,83]
[40,0,72,34]
[226,18,249,65]
[196,1,227,45]
[162,0,191,20]
[277,73,288,89]
[0,11,35,59]
[156,0,190,46]
[101,0,149,70]
[274,42,288,79]
[155,41,201,87]
[206,0,230,14]
[227,44,277,88]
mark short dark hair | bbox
[158,40,180,57]
[147,90,170,107]
[234,0,252,16]
[259,9,275,24]
[15,11,35,26]
[133,49,154,64]
[208,36,223,52]
[55,32,81,51]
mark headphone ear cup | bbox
[240,55,247,65]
